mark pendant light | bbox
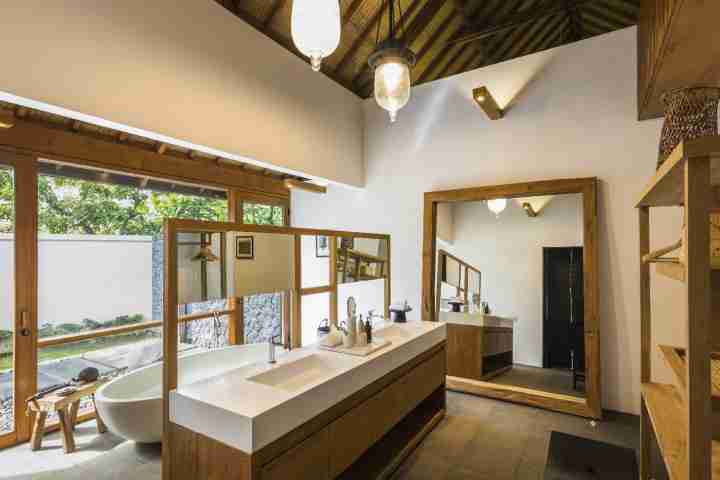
[291,0,341,72]
[487,198,507,217]
[368,0,416,122]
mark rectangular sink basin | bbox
[247,354,347,393]
[375,325,412,341]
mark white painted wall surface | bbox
[293,27,683,414]
[0,1,364,186]
[439,194,583,368]
[0,234,153,331]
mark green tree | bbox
[0,169,13,233]
[0,173,227,236]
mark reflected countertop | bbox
[440,312,516,328]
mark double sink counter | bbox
[169,320,446,461]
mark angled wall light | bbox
[514,195,554,217]
[473,86,503,120]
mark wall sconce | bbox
[514,196,554,217]
[284,178,327,194]
[473,86,503,120]
[0,111,16,129]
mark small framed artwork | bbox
[316,235,330,258]
[236,236,254,260]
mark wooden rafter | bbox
[448,0,593,47]
[263,0,287,28]
[214,0,639,97]
[333,2,385,76]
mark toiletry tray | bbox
[319,339,391,357]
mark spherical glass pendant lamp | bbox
[291,0,341,72]
[368,0,416,122]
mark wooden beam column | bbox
[639,205,652,480]
[684,156,712,479]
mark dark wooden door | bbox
[543,247,583,370]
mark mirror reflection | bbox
[438,193,586,398]
[336,236,388,284]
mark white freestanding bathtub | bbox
[95,343,267,443]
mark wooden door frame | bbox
[422,177,601,419]
[0,152,38,449]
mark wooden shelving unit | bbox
[637,136,720,479]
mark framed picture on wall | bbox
[236,236,254,260]
[340,237,354,250]
[316,235,330,258]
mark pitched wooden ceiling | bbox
[216,0,639,98]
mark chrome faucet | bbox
[268,334,287,364]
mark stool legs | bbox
[92,395,107,434]
[57,409,76,453]
[30,411,47,451]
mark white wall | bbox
[439,194,583,367]
[293,27,684,414]
[0,234,154,331]
[0,1,364,186]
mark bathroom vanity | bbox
[167,321,446,480]
[441,312,515,381]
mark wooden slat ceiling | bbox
[216,0,639,98]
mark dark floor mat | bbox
[544,431,638,479]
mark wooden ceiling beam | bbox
[342,0,366,24]
[565,0,586,40]
[473,0,540,68]
[582,14,610,34]
[499,12,561,63]
[0,119,289,196]
[416,40,465,84]
[583,1,634,26]
[436,43,474,80]
[264,0,287,28]
[333,3,385,76]
[448,0,594,47]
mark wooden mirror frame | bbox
[421,177,600,419]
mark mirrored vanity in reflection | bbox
[423,178,600,419]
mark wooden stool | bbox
[27,380,107,453]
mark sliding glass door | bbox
[0,153,37,449]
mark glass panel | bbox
[301,292,330,347]
[242,203,284,226]
[301,235,330,289]
[238,201,287,344]
[0,166,14,435]
[36,166,228,415]
[445,257,461,288]
[336,237,388,284]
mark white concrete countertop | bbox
[169,320,446,454]
[440,312,516,328]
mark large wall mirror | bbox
[422,178,600,419]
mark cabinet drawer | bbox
[260,427,330,480]
[328,349,445,477]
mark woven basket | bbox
[658,87,720,169]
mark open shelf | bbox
[659,345,720,409]
[642,382,720,480]
[636,137,720,208]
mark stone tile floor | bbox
[0,392,639,480]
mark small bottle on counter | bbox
[365,319,372,344]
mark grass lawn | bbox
[0,332,158,373]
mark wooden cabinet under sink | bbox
[169,343,447,480]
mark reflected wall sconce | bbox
[473,86,503,120]
[514,196,554,217]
